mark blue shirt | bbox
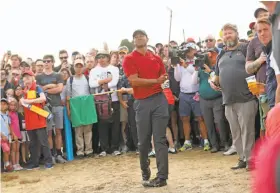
[118,73,134,100]
[1,112,10,137]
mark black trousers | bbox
[98,101,121,152]
[28,128,52,165]
[127,99,138,149]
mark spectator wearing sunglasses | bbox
[54,50,75,75]
[89,50,121,157]
[35,55,67,164]
[204,35,218,51]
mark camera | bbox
[193,48,215,69]
[193,53,208,69]
[169,45,188,65]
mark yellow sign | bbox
[219,30,223,38]
[27,90,36,99]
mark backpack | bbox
[70,76,113,122]
[94,93,113,122]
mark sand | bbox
[1,149,251,193]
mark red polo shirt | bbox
[123,50,166,99]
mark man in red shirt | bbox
[21,70,53,170]
[123,29,169,187]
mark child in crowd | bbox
[9,98,23,170]
[1,98,15,172]
[6,88,14,101]
[14,85,29,163]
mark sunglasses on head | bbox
[97,55,106,59]
[205,39,214,43]
[43,60,52,64]
[60,57,68,60]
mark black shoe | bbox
[210,146,219,153]
[142,177,167,188]
[142,159,151,181]
[231,160,246,170]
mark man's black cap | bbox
[254,8,268,18]
[133,29,147,38]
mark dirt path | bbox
[2,149,251,193]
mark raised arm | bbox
[174,64,182,82]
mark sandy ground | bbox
[1,149,251,193]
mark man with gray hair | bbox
[210,23,258,170]
[204,35,216,50]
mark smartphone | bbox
[7,50,11,56]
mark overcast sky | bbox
[0,0,264,63]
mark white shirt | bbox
[174,60,199,93]
[270,52,280,75]
[89,64,119,102]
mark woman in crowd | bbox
[8,98,23,170]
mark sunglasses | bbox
[97,55,106,59]
[205,39,214,43]
[43,60,52,64]
[12,73,20,76]
[60,57,68,60]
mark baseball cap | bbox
[1,98,8,104]
[118,46,129,54]
[74,59,84,66]
[155,43,163,48]
[147,45,156,54]
[132,29,147,38]
[222,23,238,32]
[247,30,253,37]
[96,50,110,58]
[72,51,79,56]
[185,42,197,50]
[249,22,256,30]
[186,37,195,43]
[20,61,30,67]
[22,70,34,77]
[254,8,268,19]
